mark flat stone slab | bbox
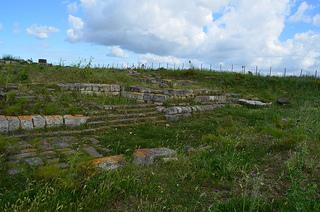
[133,148,177,165]
[13,152,37,160]
[0,115,8,133]
[25,157,44,166]
[195,96,227,103]
[277,97,290,105]
[45,115,63,128]
[6,116,20,131]
[92,155,125,171]
[238,99,272,107]
[64,115,89,127]
[32,115,46,129]
[83,146,103,158]
[18,116,34,130]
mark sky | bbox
[0,0,319,74]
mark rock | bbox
[195,96,227,104]
[40,151,57,159]
[277,97,290,105]
[6,116,20,131]
[64,115,89,127]
[165,115,181,122]
[83,146,103,158]
[32,115,46,129]
[156,106,166,113]
[14,152,37,160]
[152,94,168,103]
[57,162,69,169]
[24,157,44,166]
[45,115,63,128]
[92,155,125,171]
[184,146,196,155]
[8,168,20,175]
[133,148,177,165]
[0,115,8,133]
[54,142,70,149]
[238,99,272,107]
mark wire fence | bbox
[98,62,320,79]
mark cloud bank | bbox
[67,0,320,70]
[27,25,59,39]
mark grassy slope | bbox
[0,64,320,211]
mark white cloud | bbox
[26,25,59,39]
[66,0,320,71]
[139,53,182,65]
[67,15,84,42]
[289,1,312,23]
[313,14,320,26]
[67,2,79,13]
[110,46,127,58]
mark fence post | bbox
[255,66,258,75]
[210,64,212,71]
[220,64,222,71]
[284,68,286,77]
[166,63,169,69]
[182,63,184,70]
[231,64,234,72]
[300,69,303,77]
[200,64,203,71]
[315,70,318,78]
[269,67,272,76]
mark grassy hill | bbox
[0,63,320,211]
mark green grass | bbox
[0,63,320,211]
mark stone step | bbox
[87,115,165,127]
[111,104,155,109]
[88,106,157,116]
[89,111,161,122]
[11,120,167,139]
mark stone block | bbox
[64,115,89,127]
[45,115,64,128]
[24,157,44,166]
[92,85,100,92]
[83,146,103,158]
[238,99,272,107]
[32,115,46,129]
[0,116,8,133]
[133,148,177,165]
[165,107,179,115]
[195,96,227,103]
[122,92,144,101]
[152,94,168,103]
[92,155,125,171]
[6,116,20,131]
[18,116,34,130]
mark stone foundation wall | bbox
[194,95,227,104]
[122,86,220,104]
[0,115,89,133]
[163,105,224,122]
[58,83,121,96]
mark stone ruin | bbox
[0,115,88,133]
[58,83,121,96]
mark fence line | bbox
[93,62,319,79]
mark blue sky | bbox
[0,0,319,73]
